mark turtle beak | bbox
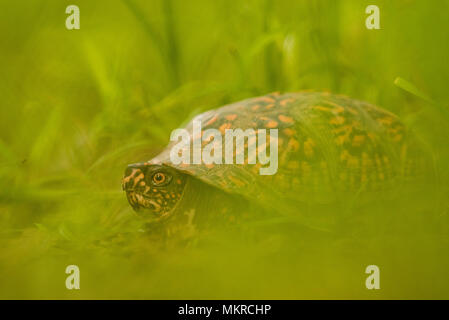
[122,163,146,211]
[125,191,141,211]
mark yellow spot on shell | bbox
[280,98,294,106]
[283,128,296,136]
[277,137,284,147]
[225,114,237,121]
[330,116,345,125]
[335,135,348,145]
[347,107,358,115]
[332,125,352,135]
[287,138,300,152]
[367,132,377,142]
[378,117,394,126]
[265,120,278,128]
[278,115,294,124]
[388,127,401,135]
[254,96,276,103]
[323,100,345,113]
[352,135,365,147]
[375,154,382,168]
[205,115,218,126]
[361,152,373,168]
[228,176,246,187]
[313,105,333,113]
[303,138,316,158]
[301,162,311,176]
[347,157,359,169]
[219,123,232,134]
[340,150,350,161]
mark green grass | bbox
[0,0,448,299]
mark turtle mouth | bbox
[125,191,172,220]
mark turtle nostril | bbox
[123,163,148,191]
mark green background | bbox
[0,0,448,299]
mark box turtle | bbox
[122,92,427,231]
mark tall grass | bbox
[0,0,448,299]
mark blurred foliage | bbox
[0,0,448,299]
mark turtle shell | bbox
[149,92,421,225]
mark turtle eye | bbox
[151,172,170,186]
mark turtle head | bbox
[122,163,186,219]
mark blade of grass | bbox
[29,106,63,167]
[394,77,433,103]
[0,138,17,163]
[121,0,163,47]
[162,0,181,89]
[394,77,449,120]
[123,0,180,90]
[86,140,152,174]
